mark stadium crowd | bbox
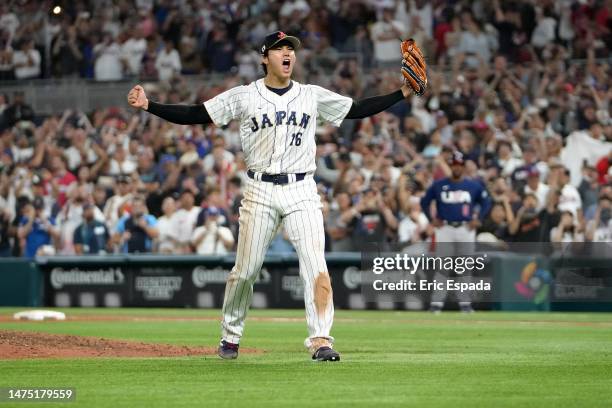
[0,0,611,257]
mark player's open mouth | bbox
[282,59,291,72]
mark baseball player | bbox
[127,32,427,361]
[420,151,492,313]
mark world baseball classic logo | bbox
[514,261,552,304]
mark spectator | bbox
[73,203,110,254]
[0,4,19,39]
[50,155,77,208]
[341,188,398,251]
[191,207,234,255]
[433,110,453,146]
[178,19,201,75]
[524,168,549,212]
[0,93,9,128]
[0,31,14,81]
[326,191,354,252]
[92,184,108,212]
[397,199,430,246]
[65,127,97,170]
[422,129,443,158]
[205,25,236,73]
[497,140,523,177]
[586,195,612,242]
[0,206,12,257]
[508,193,542,242]
[114,196,158,253]
[370,6,404,67]
[140,38,159,79]
[51,26,83,78]
[13,39,40,80]
[173,190,200,253]
[478,197,514,243]
[156,196,179,253]
[236,43,261,81]
[56,190,91,255]
[17,197,59,258]
[93,33,123,81]
[550,210,584,243]
[595,150,612,185]
[155,39,181,81]
[103,174,133,232]
[3,91,34,127]
[531,5,557,51]
[404,0,433,41]
[556,167,582,216]
[108,145,137,175]
[511,146,547,191]
[457,12,493,64]
[492,0,526,61]
[279,0,311,20]
[202,137,235,175]
[121,28,147,77]
[344,25,374,67]
[578,166,601,212]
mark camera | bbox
[601,208,611,223]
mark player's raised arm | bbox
[343,38,427,120]
[127,84,213,125]
[344,85,412,119]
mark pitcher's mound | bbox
[0,330,259,359]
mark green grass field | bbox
[1,308,611,407]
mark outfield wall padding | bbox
[0,259,42,306]
[0,252,609,310]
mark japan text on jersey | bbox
[249,111,311,132]
[204,79,352,175]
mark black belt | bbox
[247,170,306,185]
[447,221,468,228]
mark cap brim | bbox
[263,36,301,53]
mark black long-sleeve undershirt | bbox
[144,89,404,125]
[345,89,404,119]
[146,101,212,125]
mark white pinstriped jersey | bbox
[204,78,352,174]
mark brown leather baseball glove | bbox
[401,39,427,96]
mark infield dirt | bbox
[0,330,261,359]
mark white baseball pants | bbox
[221,175,334,352]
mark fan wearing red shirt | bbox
[50,155,77,207]
[596,151,612,185]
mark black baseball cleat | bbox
[312,346,340,362]
[218,340,239,360]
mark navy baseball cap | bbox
[449,151,465,166]
[206,206,220,216]
[260,31,301,55]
